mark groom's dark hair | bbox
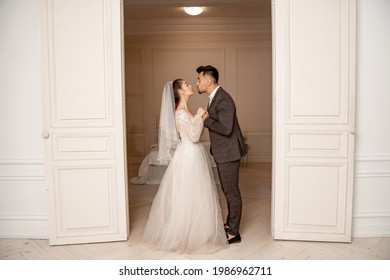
[196,65,219,84]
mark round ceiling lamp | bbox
[184,7,204,16]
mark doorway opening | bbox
[123,0,273,241]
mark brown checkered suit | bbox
[204,86,247,236]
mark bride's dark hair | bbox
[172,79,183,108]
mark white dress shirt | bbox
[208,85,220,105]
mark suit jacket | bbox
[204,87,247,164]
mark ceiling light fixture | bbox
[184,7,204,16]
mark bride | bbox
[142,79,228,254]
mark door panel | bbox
[40,0,128,245]
[272,0,356,242]
[287,164,347,230]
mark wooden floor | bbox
[1,163,389,260]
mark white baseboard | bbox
[352,211,390,237]
[352,155,390,237]
[0,159,47,239]
[0,215,48,239]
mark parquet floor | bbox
[1,163,389,260]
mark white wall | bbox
[0,0,389,239]
[0,0,47,237]
[353,0,390,237]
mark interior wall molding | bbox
[0,159,48,238]
[355,172,390,178]
[0,176,44,182]
[0,159,45,180]
[244,128,272,162]
[0,159,44,165]
[124,17,271,35]
[243,128,272,134]
[355,154,390,162]
[353,155,390,237]
[354,210,390,219]
[354,154,390,178]
[124,0,271,5]
[0,214,47,221]
[127,132,147,163]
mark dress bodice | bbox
[175,109,203,143]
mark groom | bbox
[196,65,247,244]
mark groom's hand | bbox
[196,107,205,116]
[202,107,209,120]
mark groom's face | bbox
[196,72,208,95]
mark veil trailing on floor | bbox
[157,81,180,165]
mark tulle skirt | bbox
[143,141,228,254]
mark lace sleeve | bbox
[176,110,204,143]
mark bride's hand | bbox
[196,107,206,117]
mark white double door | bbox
[40,0,128,245]
[272,0,356,242]
[40,0,356,245]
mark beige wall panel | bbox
[127,133,146,161]
[236,48,272,130]
[245,131,272,162]
[125,49,144,133]
[125,34,272,163]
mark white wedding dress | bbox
[143,109,228,254]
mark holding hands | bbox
[197,107,209,120]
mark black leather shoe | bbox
[227,233,241,244]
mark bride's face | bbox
[181,80,194,97]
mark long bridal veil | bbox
[157,81,180,165]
